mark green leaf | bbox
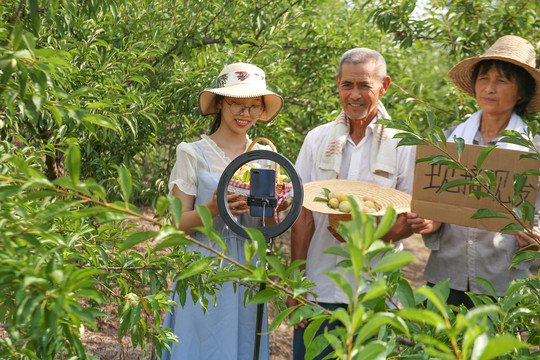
[469,191,492,198]
[120,231,157,251]
[415,154,439,164]
[522,200,535,225]
[197,204,214,233]
[398,137,427,146]
[245,227,267,264]
[482,169,496,189]
[438,179,474,193]
[471,209,508,219]
[396,278,415,308]
[415,286,449,319]
[116,166,132,203]
[244,238,254,264]
[377,119,413,133]
[373,206,396,240]
[476,334,529,360]
[84,114,117,131]
[465,304,501,322]
[153,235,191,252]
[513,173,526,203]
[69,206,108,218]
[266,256,285,278]
[324,245,350,258]
[86,101,113,109]
[355,313,400,344]
[170,196,183,226]
[268,307,296,332]
[454,137,465,156]
[176,257,215,280]
[398,308,446,329]
[355,343,386,360]
[244,267,266,282]
[371,251,415,273]
[520,153,540,161]
[0,185,21,200]
[248,288,279,304]
[155,196,169,217]
[428,155,456,166]
[361,278,387,302]
[471,277,497,298]
[498,136,531,149]
[324,271,353,303]
[66,86,92,100]
[522,169,540,176]
[476,145,496,169]
[500,223,524,233]
[65,145,81,186]
[302,314,326,345]
[38,200,80,221]
[511,250,540,267]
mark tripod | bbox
[216,150,304,360]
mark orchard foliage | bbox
[2,0,540,359]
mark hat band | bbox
[216,70,266,89]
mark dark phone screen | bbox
[250,168,275,217]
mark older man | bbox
[287,48,416,360]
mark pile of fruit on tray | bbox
[314,188,382,214]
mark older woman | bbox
[407,35,540,308]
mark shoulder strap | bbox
[194,141,213,174]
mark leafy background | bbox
[4,0,539,205]
[2,0,540,359]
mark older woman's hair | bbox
[471,59,535,116]
[338,48,387,80]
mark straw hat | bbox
[302,179,411,228]
[447,35,540,113]
[198,62,284,123]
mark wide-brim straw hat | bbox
[198,62,284,123]
[447,35,540,113]
[303,179,411,228]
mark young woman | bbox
[162,62,283,359]
[407,35,540,308]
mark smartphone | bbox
[249,168,275,217]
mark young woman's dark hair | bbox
[208,95,224,134]
[471,59,536,116]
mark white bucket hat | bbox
[447,35,540,113]
[198,62,284,123]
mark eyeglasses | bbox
[224,99,264,119]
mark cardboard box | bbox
[411,143,539,232]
